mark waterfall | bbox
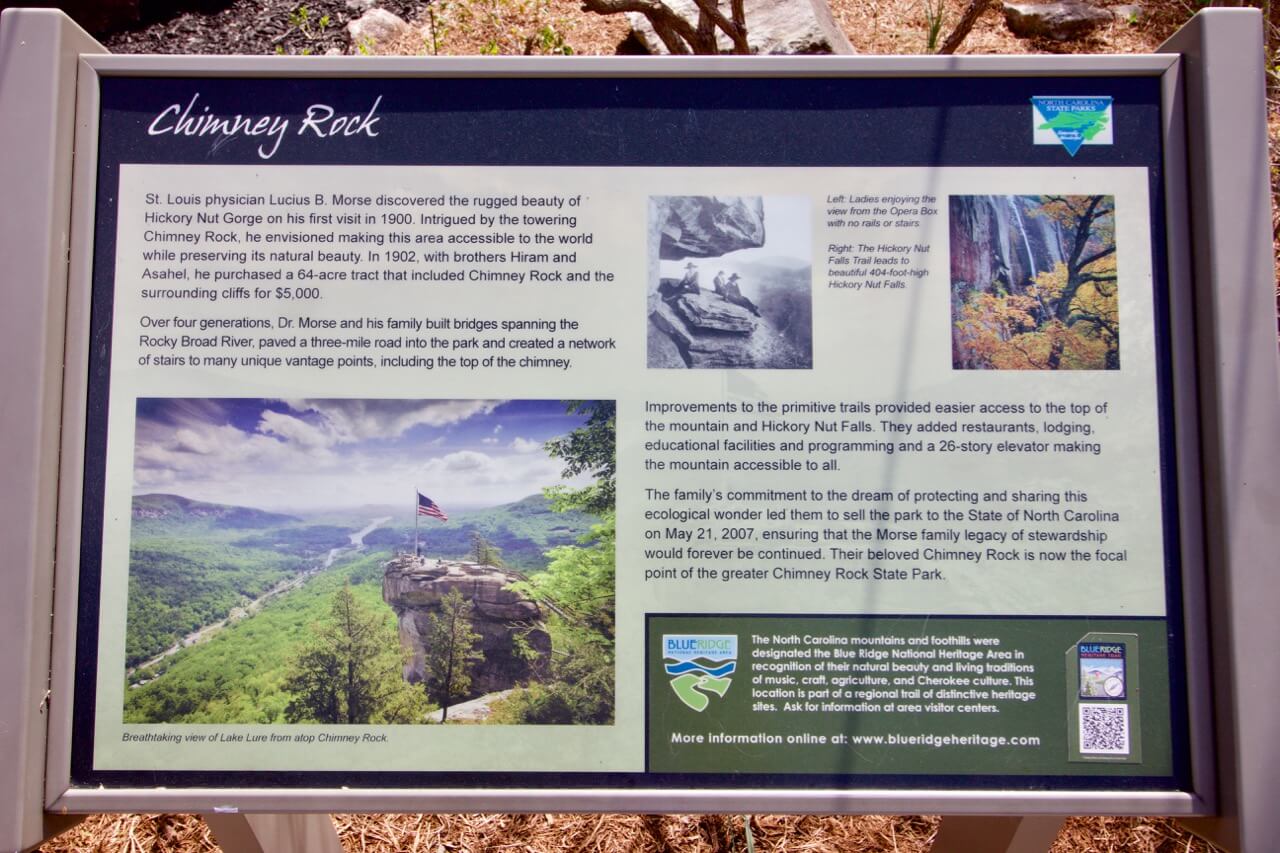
[1007,197,1038,281]
[990,197,1012,282]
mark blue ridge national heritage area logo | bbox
[1031,96,1114,156]
[663,635,737,712]
[1079,641,1127,700]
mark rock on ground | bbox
[1002,1,1113,41]
[651,307,751,368]
[347,7,411,47]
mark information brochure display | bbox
[57,60,1205,809]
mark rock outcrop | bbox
[656,196,766,260]
[651,292,756,367]
[949,195,1064,295]
[382,554,550,698]
[671,289,758,333]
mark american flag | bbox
[417,492,448,522]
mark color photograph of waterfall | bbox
[950,194,1118,371]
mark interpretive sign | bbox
[4,9,1277,852]
[0,12,1262,840]
[53,64,1198,801]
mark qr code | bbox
[1079,703,1130,755]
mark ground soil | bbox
[100,0,422,55]
[98,0,1197,58]
[49,1,1260,850]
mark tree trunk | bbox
[938,0,990,55]
[1046,336,1064,370]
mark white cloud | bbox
[279,399,502,442]
[129,398,589,512]
[418,448,562,488]
[437,450,491,473]
[133,404,337,489]
[258,410,338,450]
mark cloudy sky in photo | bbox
[132,398,595,512]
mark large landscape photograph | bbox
[124,398,616,725]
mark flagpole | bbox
[414,488,420,559]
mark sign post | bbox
[1,7,1276,853]
[0,9,106,851]
[1155,12,1280,853]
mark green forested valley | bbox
[127,539,303,668]
[126,494,354,668]
[125,552,390,723]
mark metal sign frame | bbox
[2,7,1276,852]
[50,47,1213,813]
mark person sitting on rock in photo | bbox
[660,261,702,302]
[712,270,728,296]
[678,261,701,293]
[719,273,761,316]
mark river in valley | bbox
[128,516,392,680]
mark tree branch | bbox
[694,1,715,52]
[689,0,749,53]
[1076,244,1116,271]
[938,0,991,55]
[1066,195,1104,270]
[1008,336,1045,369]
[729,0,747,51]
[583,0,747,54]
[581,0,700,53]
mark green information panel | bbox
[648,616,1170,777]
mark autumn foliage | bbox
[952,195,1118,371]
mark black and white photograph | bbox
[647,195,813,369]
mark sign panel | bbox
[63,66,1193,799]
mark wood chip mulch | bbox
[40,811,1227,852]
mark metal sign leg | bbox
[203,812,343,853]
[931,815,1066,853]
[0,7,104,852]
